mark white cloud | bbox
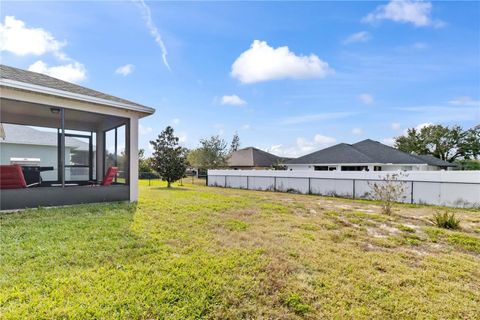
[314,134,336,145]
[178,132,187,144]
[1,16,87,83]
[241,124,251,130]
[139,124,153,135]
[400,122,434,135]
[265,134,336,158]
[449,96,480,106]
[231,40,333,84]
[220,95,247,106]
[172,118,180,125]
[133,0,170,70]
[362,0,444,27]
[115,64,135,76]
[352,128,363,135]
[391,122,401,130]
[415,122,433,131]
[0,16,66,57]
[382,137,395,146]
[343,31,371,45]
[359,93,374,105]
[28,60,86,83]
[412,42,429,50]
[279,112,354,125]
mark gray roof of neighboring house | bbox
[286,143,375,165]
[0,123,89,151]
[286,139,454,167]
[228,147,289,167]
[0,64,151,111]
[412,154,457,167]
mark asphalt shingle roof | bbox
[286,139,454,167]
[412,154,456,167]
[0,64,150,110]
[228,147,289,167]
[0,123,89,150]
[351,139,426,164]
[287,143,375,164]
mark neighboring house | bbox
[0,64,154,210]
[285,139,455,171]
[228,147,291,170]
[0,124,90,181]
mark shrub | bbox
[397,224,415,233]
[225,219,249,231]
[432,211,460,229]
[368,173,407,215]
[284,292,311,315]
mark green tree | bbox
[150,126,187,187]
[138,149,153,174]
[461,125,480,159]
[394,124,479,162]
[187,135,229,169]
[230,132,241,153]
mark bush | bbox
[368,173,407,215]
[432,211,460,229]
[284,292,311,315]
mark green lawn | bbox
[1,180,479,319]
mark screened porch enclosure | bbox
[0,97,132,209]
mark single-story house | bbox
[285,139,456,171]
[0,64,154,209]
[0,123,91,181]
[228,147,291,170]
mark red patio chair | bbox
[0,165,39,189]
[90,166,119,186]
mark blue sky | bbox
[1,1,479,157]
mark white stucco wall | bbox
[208,169,480,208]
[0,143,73,181]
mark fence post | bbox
[308,177,311,195]
[411,181,414,204]
[352,179,356,199]
[224,175,227,188]
[274,176,277,192]
[206,174,208,186]
[246,176,249,189]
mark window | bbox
[341,166,369,171]
[374,166,382,171]
[314,166,328,171]
[104,124,128,184]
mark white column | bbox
[129,116,139,202]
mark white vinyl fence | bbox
[207,170,480,208]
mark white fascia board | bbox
[0,79,155,115]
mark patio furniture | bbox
[21,166,54,186]
[89,166,119,186]
[0,165,40,189]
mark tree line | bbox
[394,124,479,169]
[141,124,480,187]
